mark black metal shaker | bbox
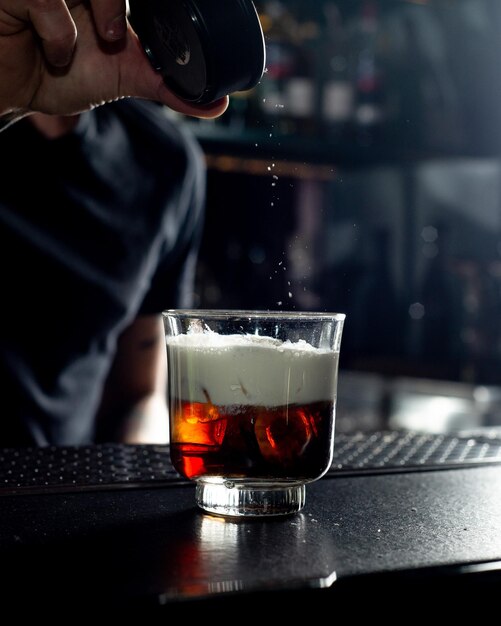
[128,0,266,105]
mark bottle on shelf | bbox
[320,2,354,140]
[251,1,321,137]
[254,1,299,135]
[283,19,318,136]
[348,0,386,146]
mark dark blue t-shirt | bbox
[0,100,206,446]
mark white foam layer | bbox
[166,332,339,406]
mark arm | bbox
[0,0,228,128]
[95,315,170,445]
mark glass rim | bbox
[162,309,346,322]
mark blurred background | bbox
[176,0,501,436]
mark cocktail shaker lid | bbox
[128,0,266,104]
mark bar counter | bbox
[1,432,501,615]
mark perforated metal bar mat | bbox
[1,429,501,495]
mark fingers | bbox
[156,87,229,120]
[28,0,77,67]
[88,0,127,41]
[178,96,230,120]
[27,0,127,68]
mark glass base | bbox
[195,478,306,517]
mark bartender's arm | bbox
[0,0,227,128]
[95,315,170,444]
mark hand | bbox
[0,0,228,123]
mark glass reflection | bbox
[159,511,337,602]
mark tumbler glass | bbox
[163,310,345,518]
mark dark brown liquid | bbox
[169,400,334,481]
